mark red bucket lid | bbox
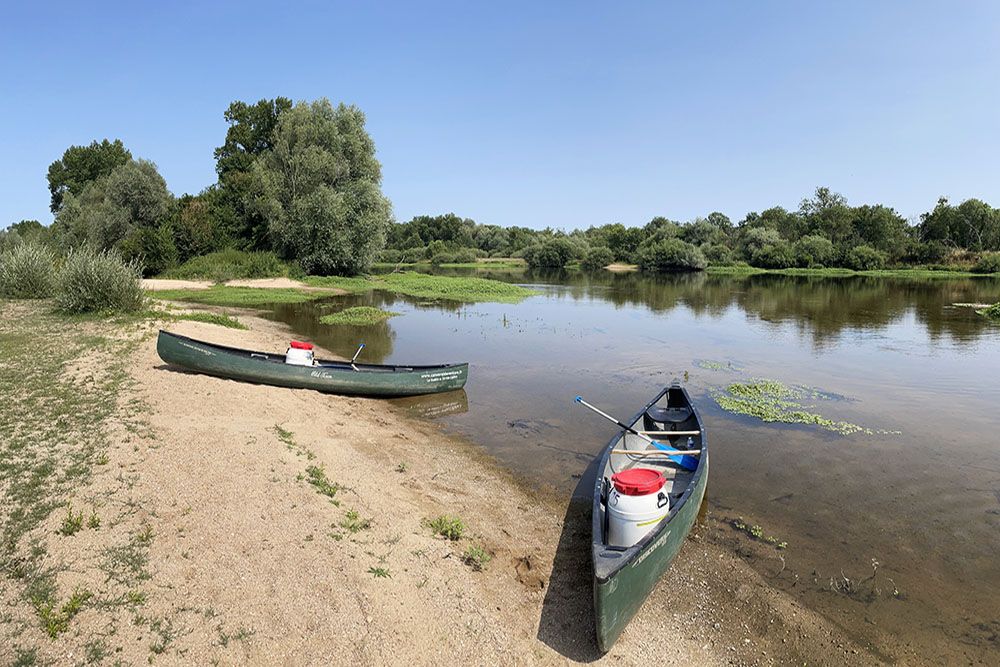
[289,341,314,350]
[611,468,665,496]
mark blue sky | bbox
[1,1,998,230]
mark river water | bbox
[268,269,1000,662]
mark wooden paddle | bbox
[575,396,699,471]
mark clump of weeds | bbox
[425,515,464,541]
[461,544,492,571]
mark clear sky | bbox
[1,1,998,230]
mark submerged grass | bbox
[319,306,399,326]
[711,378,893,436]
[976,303,1000,320]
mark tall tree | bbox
[47,139,132,213]
[252,99,392,275]
[214,97,293,178]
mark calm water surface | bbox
[269,270,1000,662]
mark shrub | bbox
[524,238,576,268]
[378,248,402,264]
[748,240,795,269]
[581,246,614,271]
[637,238,707,272]
[0,241,57,298]
[973,252,1000,274]
[793,235,836,267]
[55,246,144,313]
[845,244,887,271]
[452,248,478,263]
[119,225,178,277]
[165,249,288,282]
[702,243,733,266]
[401,247,426,263]
[429,252,455,265]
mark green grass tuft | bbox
[425,515,465,541]
[461,544,492,571]
[319,306,400,326]
[171,311,247,329]
[976,302,1000,320]
[305,465,339,501]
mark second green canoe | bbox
[156,330,469,397]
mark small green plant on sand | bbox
[731,517,787,550]
[36,588,92,637]
[58,504,84,536]
[425,515,465,541]
[305,465,339,501]
[461,544,492,571]
[87,509,101,529]
[395,462,408,473]
[368,566,391,578]
[341,509,372,533]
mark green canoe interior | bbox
[591,384,708,648]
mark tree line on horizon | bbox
[2,96,1000,276]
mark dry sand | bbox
[5,310,894,666]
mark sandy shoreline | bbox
[3,305,891,665]
[141,277,346,292]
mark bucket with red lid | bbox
[606,468,670,547]
[285,340,315,366]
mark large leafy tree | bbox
[214,97,293,178]
[213,98,292,249]
[52,159,174,267]
[252,99,392,275]
[47,139,132,213]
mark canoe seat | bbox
[645,406,692,424]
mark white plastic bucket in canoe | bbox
[607,468,669,547]
[285,341,315,366]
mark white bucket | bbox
[285,342,315,366]
[607,469,670,547]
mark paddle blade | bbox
[650,440,699,471]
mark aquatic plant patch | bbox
[976,303,1000,320]
[711,378,892,436]
[319,306,399,326]
[695,359,743,372]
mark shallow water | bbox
[268,269,1000,662]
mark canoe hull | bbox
[591,384,709,652]
[593,460,707,651]
[156,330,468,397]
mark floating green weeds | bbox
[976,303,1000,320]
[711,379,893,436]
[319,306,400,326]
[695,359,742,372]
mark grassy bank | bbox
[705,265,1000,279]
[0,301,152,656]
[150,272,538,308]
[372,258,527,270]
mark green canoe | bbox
[156,330,469,397]
[592,383,708,651]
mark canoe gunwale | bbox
[591,383,708,584]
